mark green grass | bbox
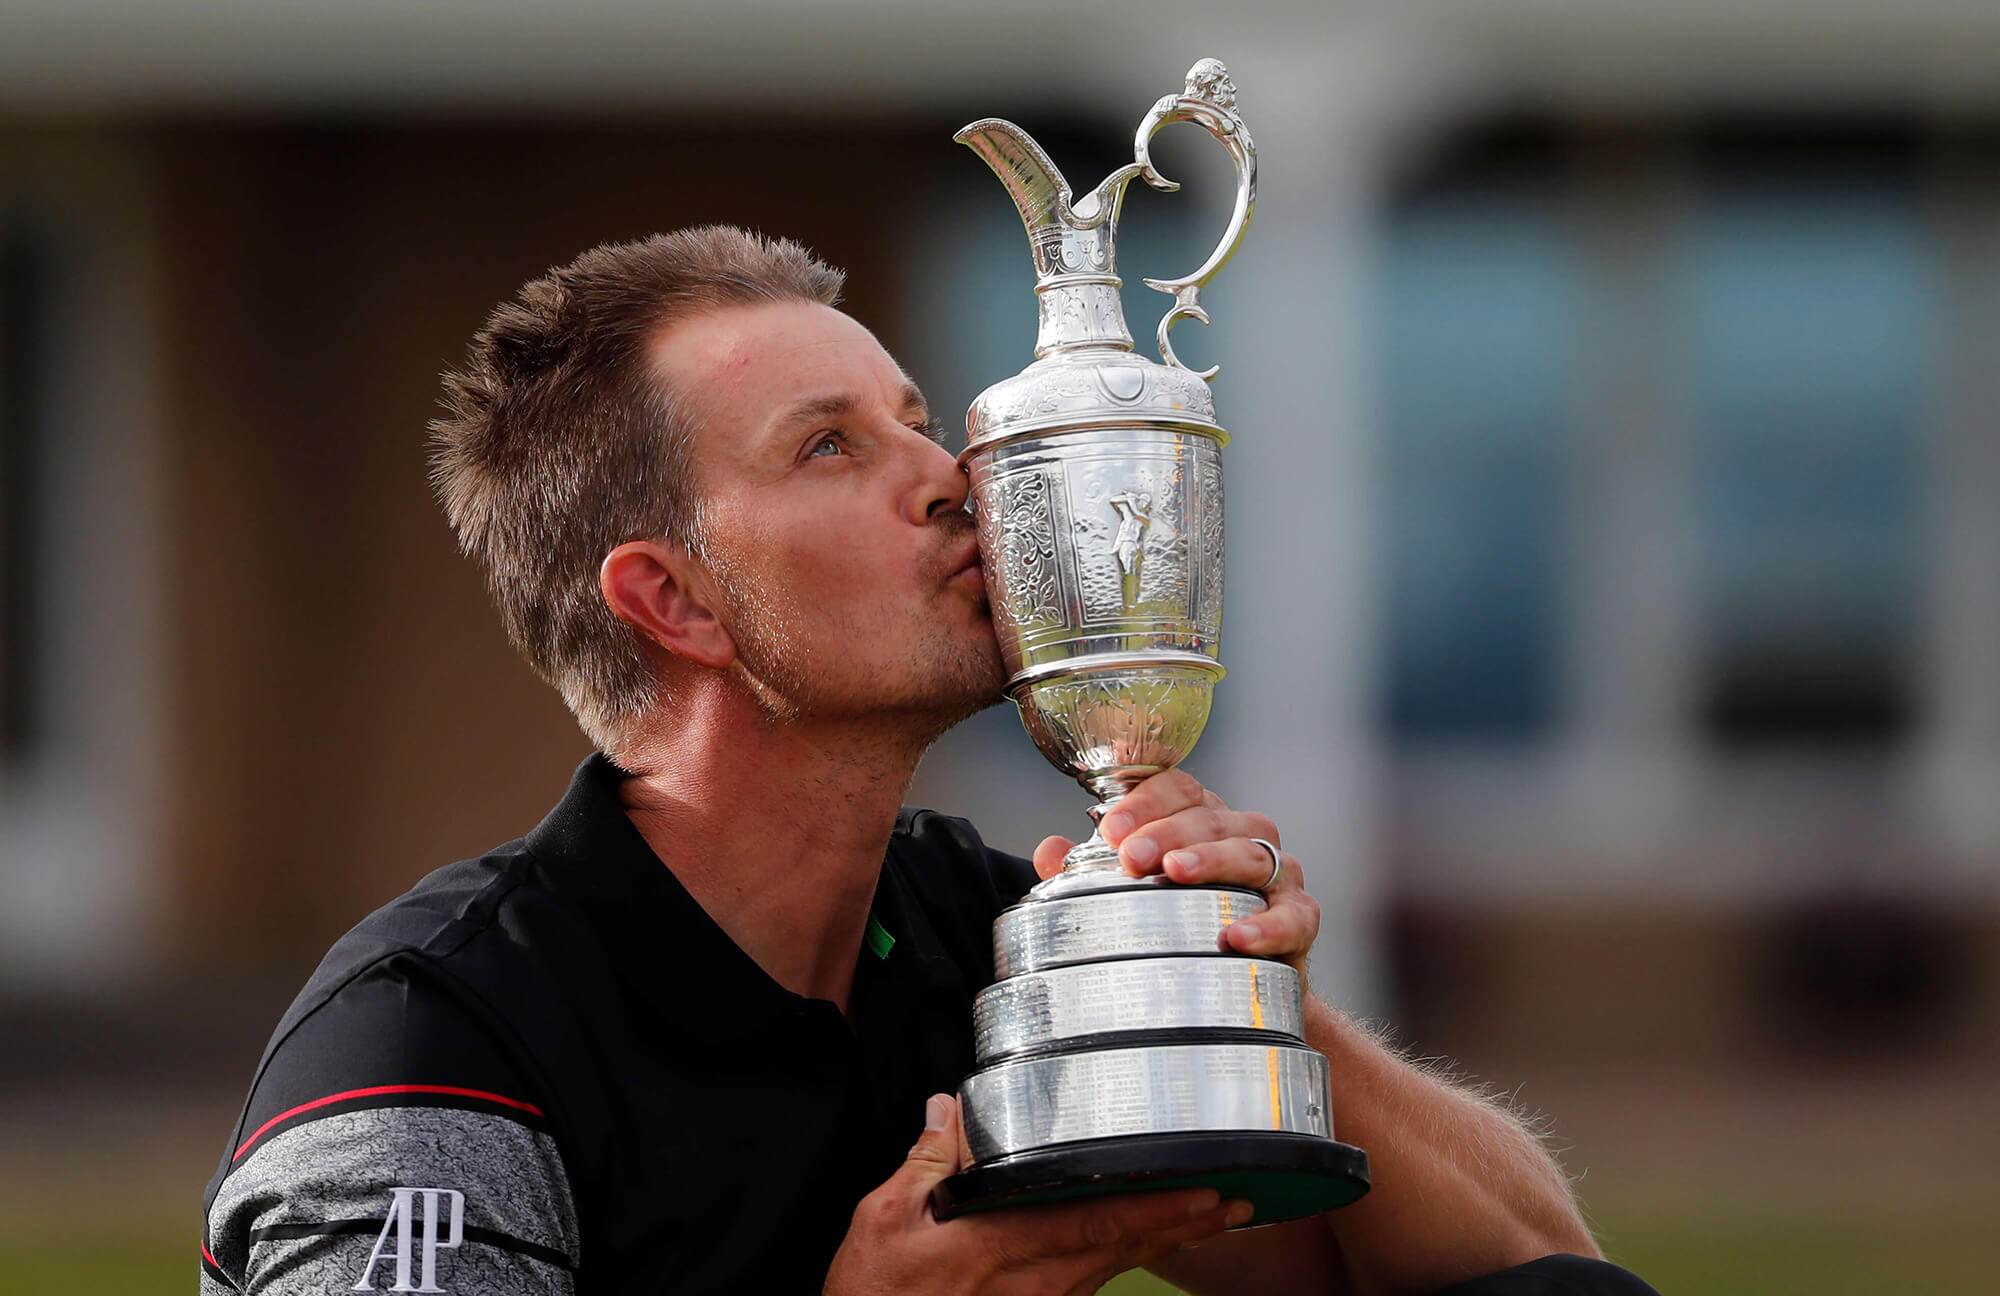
[4,1245,196,1296]
[1584,1198,1999,1296]
[1097,1195,2000,1295]
[9,1198,1994,1295]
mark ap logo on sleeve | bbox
[353,1186,465,1293]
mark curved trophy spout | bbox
[953,121,1070,239]
[957,60,1256,377]
[955,119,1153,358]
[954,120,1151,235]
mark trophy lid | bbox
[961,351,1226,459]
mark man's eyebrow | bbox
[772,385,940,442]
[900,382,947,446]
[776,392,861,429]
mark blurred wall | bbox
[147,119,963,979]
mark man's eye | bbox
[808,433,845,458]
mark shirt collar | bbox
[522,753,795,1037]
[519,753,964,1037]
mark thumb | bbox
[1032,836,1074,881]
[892,1094,965,1203]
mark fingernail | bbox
[926,1096,949,1131]
[1224,1201,1254,1228]
[1124,836,1159,866]
[1100,812,1133,842]
[1234,922,1262,944]
[1163,849,1198,877]
[1185,1190,1221,1217]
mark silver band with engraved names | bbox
[961,1043,1333,1162]
[974,957,1304,1064]
[992,887,1266,979]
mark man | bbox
[202,226,1652,1294]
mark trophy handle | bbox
[1131,59,1257,382]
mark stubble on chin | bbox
[720,586,1007,733]
[920,630,1010,727]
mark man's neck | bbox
[612,689,934,1016]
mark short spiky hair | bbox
[430,225,845,753]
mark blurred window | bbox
[1378,131,1573,743]
[1688,128,1929,747]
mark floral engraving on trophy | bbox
[1195,456,1225,635]
[1001,365,1096,424]
[1031,284,1134,355]
[1090,291,1117,337]
[986,469,1063,640]
[1055,289,1090,335]
[1030,224,1069,278]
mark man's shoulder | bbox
[202,841,589,1293]
[276,839,569,1042]
[222,838,580,1147]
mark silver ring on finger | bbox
[1249,837,1284,891]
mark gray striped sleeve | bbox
[206,1106,577,1294]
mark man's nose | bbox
[908,431,971,524]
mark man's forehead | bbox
[647,300,920,424]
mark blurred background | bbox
[3,2,1997,1292]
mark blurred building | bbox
[3,1,1998,1101]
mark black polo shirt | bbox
[202,752,1037,1294]
[201,754,1659,1296]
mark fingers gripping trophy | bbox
[934,60,1372,1223]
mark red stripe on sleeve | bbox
[233,1084,545,1161]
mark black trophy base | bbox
[932,1132,1370,1228]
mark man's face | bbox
[652,299,1006,729]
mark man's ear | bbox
[599,541,737,670]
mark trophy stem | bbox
[1062,781,1138,873]
[1061,823,1123,873]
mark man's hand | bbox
[1031,770,1320,975]
[823,1095,1247,1295]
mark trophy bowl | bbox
[968,416,1227,876]
[1013,659,1218,796]
[934,60,1369,1227]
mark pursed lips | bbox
[946,539,985,592]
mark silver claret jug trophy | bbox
[934,59,1371,1225]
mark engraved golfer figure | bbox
[1109,489,1152,602]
